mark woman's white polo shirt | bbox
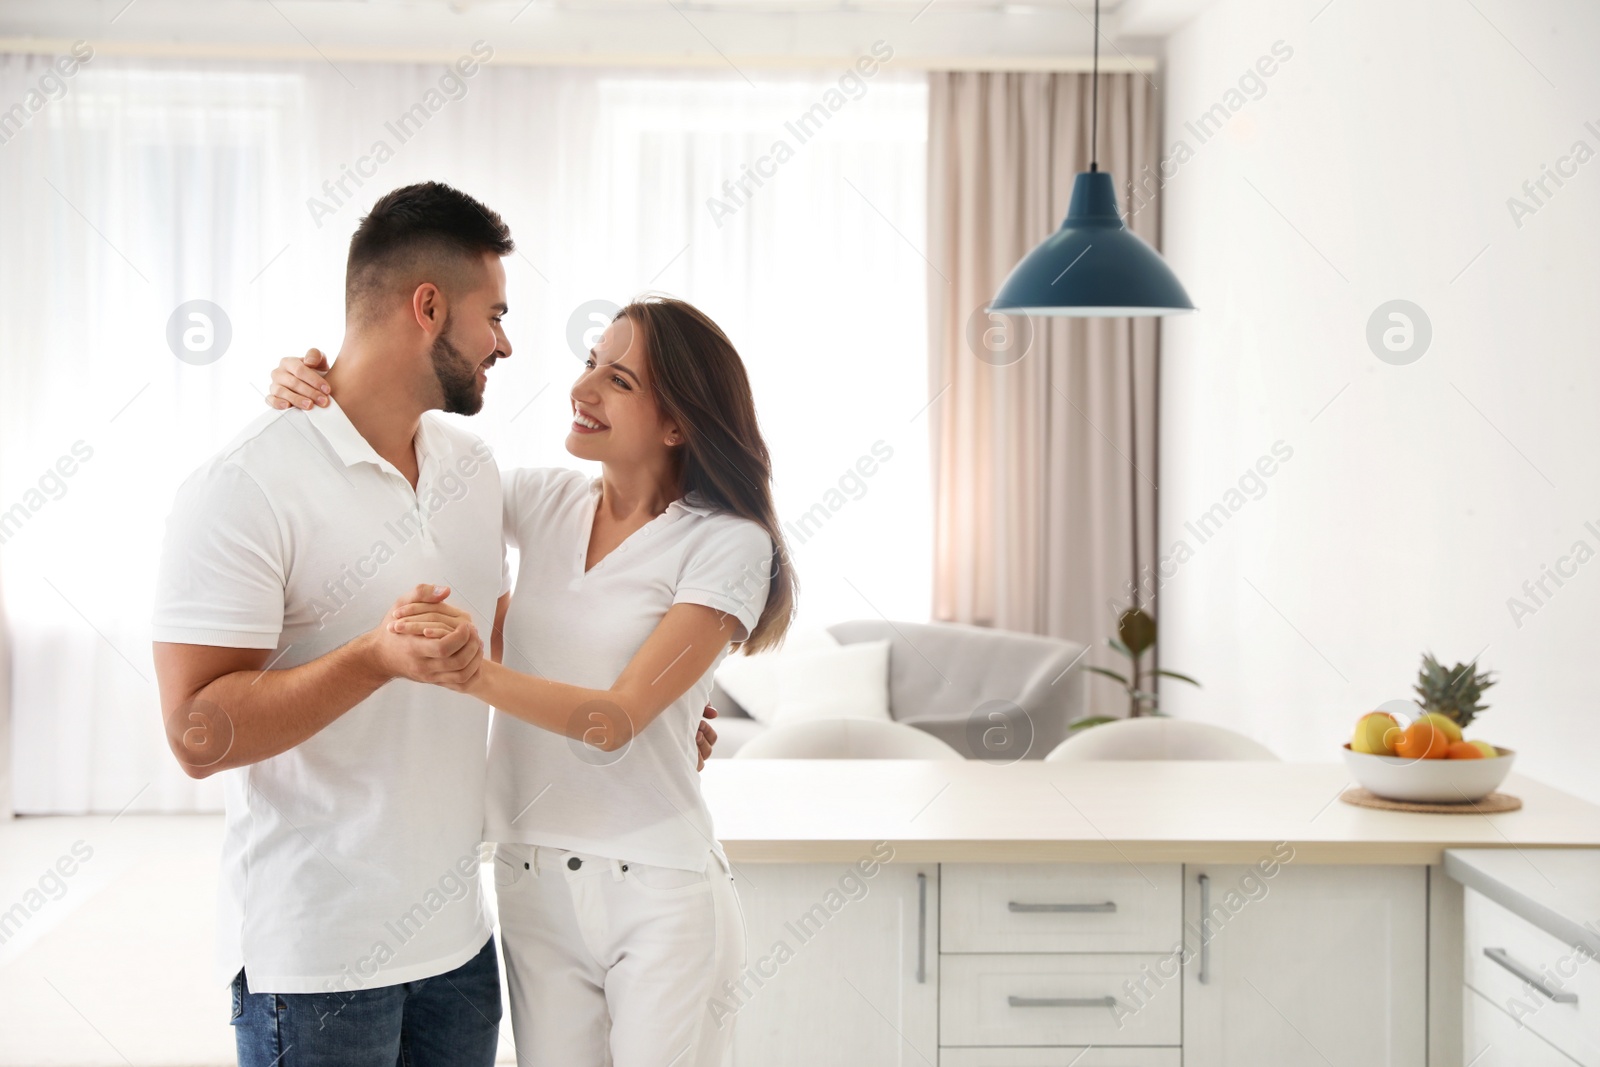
[486,467,774,871]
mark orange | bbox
[1393,720,1450,760]
[1446,740,1485,760]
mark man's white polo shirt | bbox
[153,399,504,994]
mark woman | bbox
[267,297,795,1067]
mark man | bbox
[153,182,516,1066]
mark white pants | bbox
[494,843,746,1067]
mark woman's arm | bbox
[394,599,740,752]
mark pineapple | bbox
[1413,653,1496,731]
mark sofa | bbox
[708,619,1090,760]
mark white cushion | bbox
[734,719,963,761]
[771,639,892,727]
[714,628,839,725]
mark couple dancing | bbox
[151,181,794,1067]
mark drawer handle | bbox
[1197,873,1211,985]
[1008,995,1119,1009]
[916,872,927,985]
[1008,900,1117,913]
[1483,947,1578,1004]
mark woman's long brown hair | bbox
[618,296,796,654]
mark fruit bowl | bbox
[1341,743,1515,803]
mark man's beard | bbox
[431,323,485,416]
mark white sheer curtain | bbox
[0,53,930,814]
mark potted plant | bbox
[1072,607,1200,729]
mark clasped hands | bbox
[367,584,483,693]
[366,584,720,767]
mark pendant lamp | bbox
[987,0,1194,317]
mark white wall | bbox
[1157,0,1600,801]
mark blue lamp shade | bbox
[989,170,1195,317]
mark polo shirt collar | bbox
[673,491,717,517]
[305,397,443,477]
[304,397,385,469]
[586,477,718,519]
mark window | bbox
[0,57,931,812]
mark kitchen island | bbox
[700,760,1600,1067]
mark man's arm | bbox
[155,585,483,779]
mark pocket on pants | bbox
[711,857,749,973]
[628,862,714,897]
[493,843,529,888]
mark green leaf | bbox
[1084,666,1131,686]
[1067,715,1120,731]
[1107,637,1135,660]
[1153,669,1202,687]
[1117,609,1158,656]
[1130,690,1162,702]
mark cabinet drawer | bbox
[941,1049,1181,1067]
[1463,889,1600,1066]
[940,953,1181,1047]
[1465,987,1581,1067]
[942,863,1182,953]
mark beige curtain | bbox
[927,71,1162,710]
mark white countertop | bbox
[701,760,1600,864]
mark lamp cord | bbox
[1090,0,1100,172]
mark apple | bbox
[1468,739,1498,759]
[1351,711,1399,755]
[1418,712,1464,744]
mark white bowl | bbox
[1341,743,1515,803]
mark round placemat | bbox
[1339,787,1521,814]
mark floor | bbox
[0,814,517,1066]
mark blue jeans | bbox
[231,935,502,1067]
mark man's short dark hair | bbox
[345,182,514,321]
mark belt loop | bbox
[609,857,626,882]
[530,846,541,879]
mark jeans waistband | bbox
[496,842,726,881]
